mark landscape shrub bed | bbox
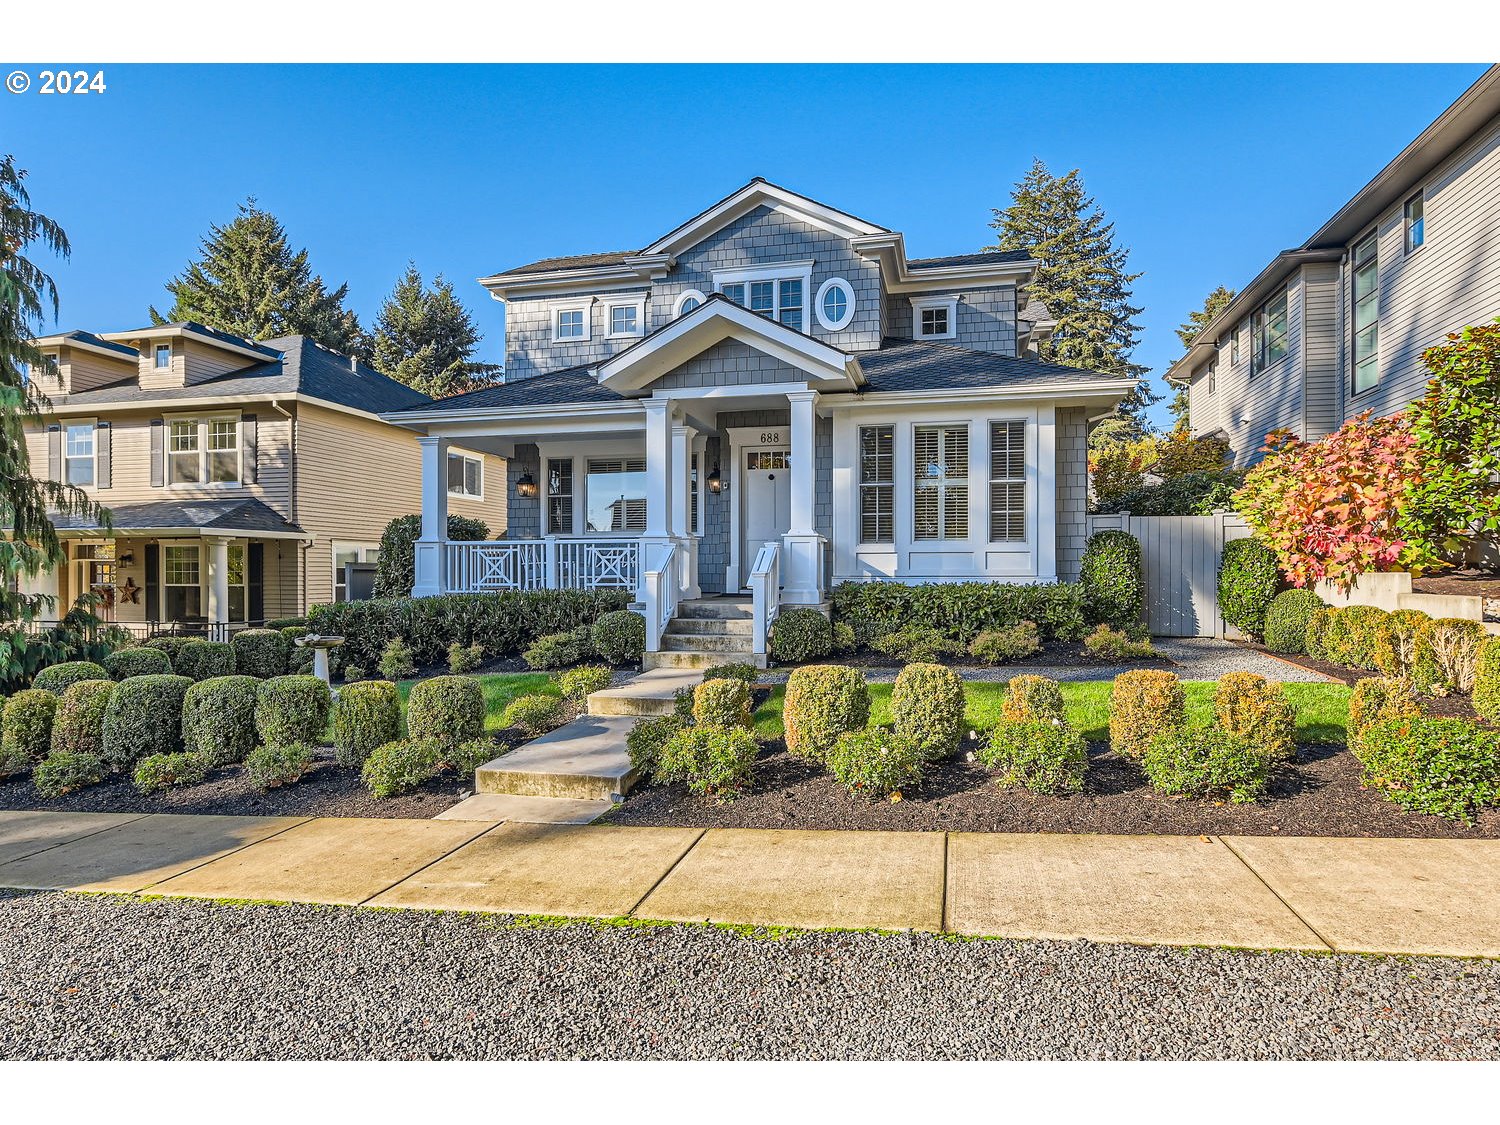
[1217,539,1281,639]
[655,724,759,799]
[626,715,686,776]
[1082,624,1154,661]
[870,625,962,665]
[182,676,260,767]
[133,751,210,794]
[230,629,289,679]
[1354,717,1500,823]
[557,664,611,702]
[693,679,754,730]
[969,621,1040,664]
[1477,637,1500,723]
[1348,676,1424,746]
[362,738,444,798]
[331,680,402,768]
[1213,672,1296,760]
[176,640,237,681]
[2,688,57,774]
[1263,589,1325,654]
[103,647,173,680]
[501,694,562,737]
[32,750,108,798]
[1000,675,1065,724]
[830,580,1087,649]
[770,608,832,663]
[1080,531,1144,630]
[246,742,316,789]
[826,728,925,799]
[591,610,646,666]
[1142,727,1270,803]
[524,627,595,670]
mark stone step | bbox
[587,668,703,717]
[661,632,753,654]
[434,793,614,825]
[675,600,754,621]
[666,616,754,636]
[644,649,767,671]
[475,716,638,802]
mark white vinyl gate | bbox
[1085,511,1251,638]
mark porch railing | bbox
[749,541,781,657]
[642,540,679,652]
[15,620,266,644]
[443,538,642,594]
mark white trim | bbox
[152,342,173,370]
[642,181,887,258]
[604,296,647,340]
[911,295,958,340]
[814,277,856,332]
[712,260,813,333]
[725,424,792,589]
[163,411,244,489]
[62,416,98,490]
[673,289,708,318]
[550,296,595,343]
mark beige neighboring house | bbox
[20,322,505,637]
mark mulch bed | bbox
[778,639,1177,673]
[603,738,1500,839]
[0,746,468,820]
[1411,570,1500,601]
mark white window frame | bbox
[447,451,484,500]
[160,541,203,622]
[673,289,708,318]
[550,297,595,343]
[545,456,575,536]
[857,423,895,545]
[605,296,647,340]
[815,277,856,332]
[911,296,958,341]
[332,541,381,604]
[712,260,813,332]
[165,413,242,488]
[64,418,96,489]
[987,418,1028,544]
[1404,192,1426,255]
[912,422,970,542]
[584,456,649,535]
[153,342,172,370]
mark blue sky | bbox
[0,63,1486,425]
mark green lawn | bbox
[754,679,1351,744]
[395,672,559,733]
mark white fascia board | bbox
[380,399,638,428]
[38,337,139,364]
[98,325,276,364]
[849,232,1036,293]
[642,181,886,258]
[820,379,1139,411]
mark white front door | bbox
[741,447,792,588]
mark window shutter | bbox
[96,422,112,490]
[248,542,265,624]
[243,413,258,485]
[149,419,165,487]
[47,424,61,482]
[145,544,160,622]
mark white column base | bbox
[677,536,701,601]
[413,540,446,598]
[780,532,825,605]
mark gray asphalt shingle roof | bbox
[905,249,1032,269]
[393,363,621,412]
[492,250,638,276]
[48,497,303,536]
[45,330,140,359]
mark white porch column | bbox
[782,389,824,605]
[412,434,449,598]
[671,422,700,600]
[1036,405,1058,583]
[643,399,674,540]
[205,536,230,627]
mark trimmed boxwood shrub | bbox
[246,742,316,789]
[33,750,108,799]
[692,678,753,730]
[1354,717,1500,823]
[1218,539,1281,640]
[133,751,210,794]
[32,661,109,695]
[871,625,962,665]
[1421,617,1486,693]
[523,627,594,670]
[1213,671,1296,760]
[408,675,485,748]
[254,675,332,748]
[769,608,832,663]
[1348,676,1423,746]
[557,664,612,702]
[501,694,562,738]
[1080,531,1144,630]
[379,638,417,680]
[1324,605,1392,670]
[362,737,443,797]
[656,724,758,799]
[103,674,193,770]
[783,665,870,761]
[1143,726,1270,804]
[176,640,237,681]
[232,629,291,679]
[104,647,173,680]
[978,719,1088,795]
[446,641,485,674]
[831,580,1087,648]
[331,680,402,768]
[627,715,686,776]
[1262,589,1325,655]
[702,662,759,685]
[827,728,925,799]
[181,675,260,767]
[144,636,192,666]
[1303,606,1334,660]
[50,679,113,760]
[831,621,857,655]
[1000,675,1065,724]
[592,610,646,666]
[1109,670,1186,759]
[1476,637,1500,723]
[969,621,1040,665]
[2,688,58,774]
[890,662,965,761]
[266,617,308,631]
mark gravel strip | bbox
[2,891,1497,1060]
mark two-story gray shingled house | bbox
[384,179,1133,666]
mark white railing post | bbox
[544,537,560,590]
[642,540,678,653]
[750,541,781,658]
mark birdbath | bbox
[294,634,345,687]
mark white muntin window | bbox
[1351,232,1380,395]
[815,277,856,331]
[447,451,483,499]
[227,543,248,621]
[988,420,1027,542]
[913,424,969,541]
[713,261,813,332]
[64,421,95,487]
[546,458,574,535]
[1250,290,1288,377]
[911,296,958,340]
[550,298,594,343]
[167,416,241,486]
[1404,193,1426,254]
[153,343,172,370]
[161,543,202,621]
[605,297,646,339]
[858,424,894,544]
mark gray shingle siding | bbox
[655,339,807,391]
[884,285,1018,355]
[1055,407,1089,581]
[506,444,541,538]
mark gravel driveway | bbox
[2,891,1495,1060]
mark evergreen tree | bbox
[1,156,109,689]
[1168,284,1236,430]
[990,159,1153,444]
[369,264,500,398]
[151,199,365,355]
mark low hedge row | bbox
[1301,604,1488,693]
[830,580,1088,649]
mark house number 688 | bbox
[759,432,782,443]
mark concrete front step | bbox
[435,793,614,825]
[475,716,638,802]
[661,633,754,654]
[675,599,753,620]
[587,668,703,717]
[666,617,754,636]
[644,649,766,671]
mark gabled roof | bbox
[100,321,283,362]
[33,330,140,362]
[638,177,889,257]
[48,497,306,539]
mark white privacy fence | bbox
[1085,511,1251,638]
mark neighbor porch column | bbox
[782,389,824,605]
[413,434,449,598]
[205,535,230,629]
[671,422,700,600]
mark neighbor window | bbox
[447,452,483,498]
[858,425,894,543]
[168,420,201,484]
[1352,233,1380,395]
[1250,290,1288,376]
[333,542,380,604]
[1405,194,1425,253]
[988,420,1026,542]
[166,417,240,486]
[162,544,202,621]
[546,458,573,535]
[913,425,968,541]
[64,422,95,487]
[1208,362,1217,395]
[154,343,172,370]
[1230,326,1241,365]
[207,418,239,483]
[719,277,804,330]
[586,458,648,533]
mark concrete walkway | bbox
[1,810,1497,958]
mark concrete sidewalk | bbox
[1,809,1497,958]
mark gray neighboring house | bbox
[1168,65,1500,465]
[383,178,1133,665]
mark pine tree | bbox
[368,264,500,398]
[151,199,365,355]
[990,159,1153,444]
[1168,284,1236,430]
[1,156,109,689]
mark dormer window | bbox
[154,343,172,370]
[911,296,958,340]
[713,262,813,332]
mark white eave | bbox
[32,335,138,364]
[99,324,277,364]
[850,233,1037,294]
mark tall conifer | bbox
[1168,284,1236,429]
[369,264,499,398]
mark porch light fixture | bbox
[706,462,725,494]
[515,472,538,498]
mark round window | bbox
[815,278,855,331]
[674,289,708,318]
